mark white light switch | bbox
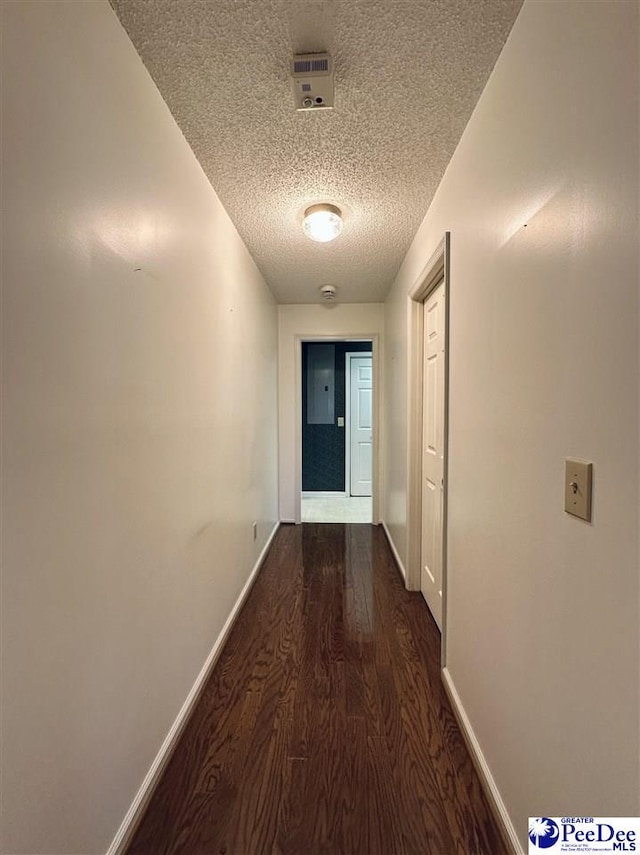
[337,417,344,427]
[565,458,593,521]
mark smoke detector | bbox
[291,53,334,111]
[319,284,337,302]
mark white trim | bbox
[406,235,448,590]
[441,667,523,855]
[106,521,281,855]
[406,233,450,663]
[381,521,407,582]
[345,352,354,498]
[408,238,447,303]
[294,336,303,524]
[406,297,425,592]
[295,335,380,525]
[279,517,296,524]
[371,338,381,525]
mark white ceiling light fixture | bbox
[302,203,343,243]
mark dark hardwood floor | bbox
[127,524,507,855]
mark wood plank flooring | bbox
[127,524,507,855]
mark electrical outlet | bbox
[252,522,258,541]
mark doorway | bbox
[346,352,373,497]
[407,234,450,645]
[300,340,373,523]
[420,281,445,628]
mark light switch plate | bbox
[565,458,593,521]
[337,417,345,427]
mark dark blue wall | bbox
[302,341,372,492]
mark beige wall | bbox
[384,0,639,847]
[278,303,384,521]
[1,2,278,853]
[383,279,410,571]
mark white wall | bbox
[1,3,278,853]
[384,0,639,848]
[278,303,384,521]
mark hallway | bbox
[3,3,638,852]
[127,524,506,855]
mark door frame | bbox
[406,233,450,659]
[345,350,373,498]
[295,335,379,525]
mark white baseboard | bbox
[106,521,280,855]
[381,521,407,582]
[441,667,524,855]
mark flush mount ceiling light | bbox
[302,203,343,243]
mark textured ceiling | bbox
[110,0,523,304]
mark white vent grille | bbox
[292,57,328,73]
[291,53,331,77]
[293,59,329,74]
[290,53,334,110]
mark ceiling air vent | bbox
[293,57,329,74]
[290,52,334,111]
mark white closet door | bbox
[421,282,445,629]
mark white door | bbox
[349,356,372,497]
[421,282,445,628]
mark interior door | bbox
[421,281,445,628]
[349,356,372,497]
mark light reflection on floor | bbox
[301,495,372,523]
